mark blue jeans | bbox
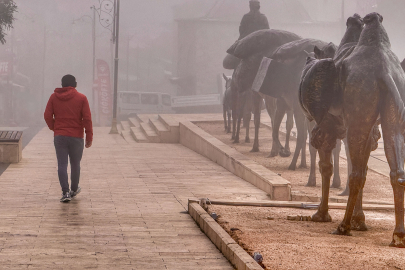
[54,135,84,193]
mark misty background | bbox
[1,0,404,128]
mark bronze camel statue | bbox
[227,29,299,151]
[299,14,378,227]
[302,12,405,247]
[252,38,334,170]
[305,12,366,190]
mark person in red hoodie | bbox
[44,74,93,202]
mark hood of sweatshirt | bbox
[54,87,77,101]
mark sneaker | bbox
[70,186,81,198]
[60,192,71,202]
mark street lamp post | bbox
[109,0,120,134]
[93,0,119,133]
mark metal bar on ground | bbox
[205,199,395,211]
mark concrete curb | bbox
[180,121,291,200]
[188,200,263,270]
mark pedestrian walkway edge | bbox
[188,200,263,270]
[179,121,291,200]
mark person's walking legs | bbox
[54,136,70,194]
[69,137,84,193]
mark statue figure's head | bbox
[249,0,260,11]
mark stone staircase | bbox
[118,114,179,143]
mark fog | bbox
[1,0,404,127]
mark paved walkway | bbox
[0,127,269,269]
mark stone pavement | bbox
[0,127,269,269]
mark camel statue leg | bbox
[231,109,237,140]
[281,109,293,157]
[234,112,242,144]
[299,119,308,168]
[331,139,342,188]
[234,91,248,144]
[339,138,351,196]
[251,92,262,152]
[227,108,232,133]
[333,124,374,236]
[269,98,287,157]
[243,91,252,143]
[379,107,405,247]
[231,88,238,140]
[244,111,251,143]
[234,110,242,144]
[223,105,228,132]
[351,188,367,231]
[288,108,306,170]
[390,177,405,247]
[307,120,317,187]
[311,146,333,222]
[264,96,276,130]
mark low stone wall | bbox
[179,121,291,200]
[188,200,263,270]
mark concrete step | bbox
[149,118,169,134]
[136,114,158,124]
[121,129,138,144]
[128,117,140,127]
[158,114,180,131]
[130,126,149,143]
[140,122,160,143]
[150,118,175,144]
[119,121,137,144]
[158,114,180,143]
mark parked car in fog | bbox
[118,91,174,116]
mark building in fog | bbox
[172,0,342,97]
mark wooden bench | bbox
[0,131,23,163]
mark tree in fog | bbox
[0,0,16,44]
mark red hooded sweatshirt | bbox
[44,87,93,142]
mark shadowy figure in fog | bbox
[239,0,270,40]
[223,0,270,70]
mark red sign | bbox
[95,59,112,126]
